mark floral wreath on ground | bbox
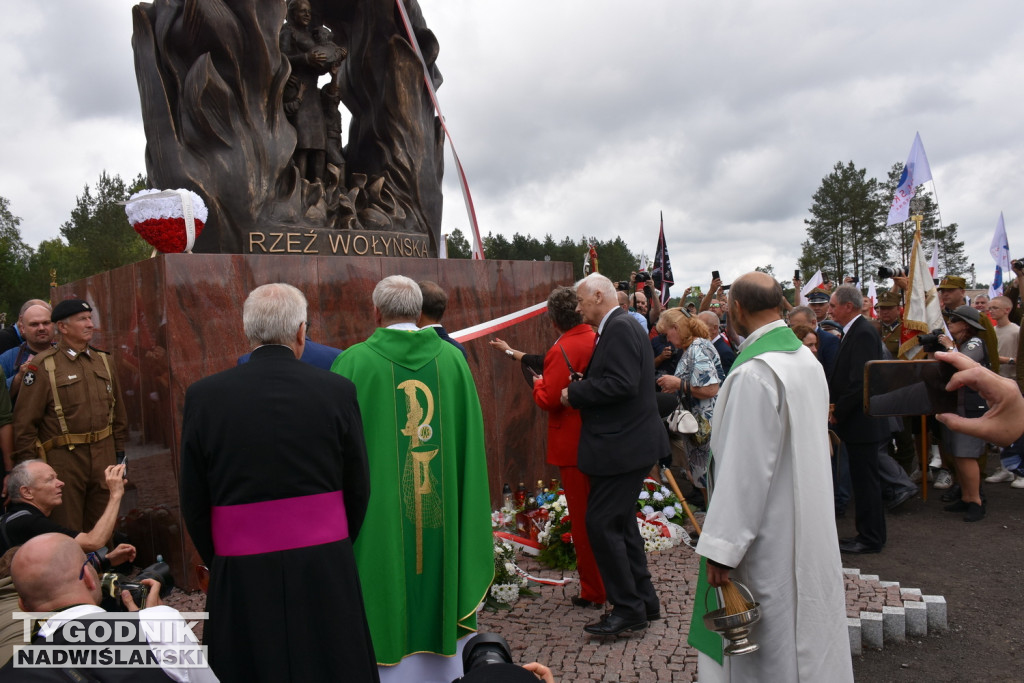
[487,537,532,610]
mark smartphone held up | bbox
[864,360,958,417]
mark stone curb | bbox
[844,567,948,653]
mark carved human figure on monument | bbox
[280,0,346,184]
[321,66,346,176]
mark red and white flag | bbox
[866,280,878,319]
[583,244,599,275]
[799,269,824,305]
[928,241,939,278]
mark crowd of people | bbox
[0,265,1021,681]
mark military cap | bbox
[937,275,967,290]
[807,290,830,303]
[876,291,902,308]
[946,305,985,330]
[51,299,93,323]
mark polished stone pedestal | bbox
[55,254,572,589]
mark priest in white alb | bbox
[690,271,853,683]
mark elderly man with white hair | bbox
[180,283,377,681]
[331,275,492,682]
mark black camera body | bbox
[454,633,538,683]
[616,281,630,292]
[1012,258,1024,271]
[635,271,651,284]
[100,561,174,611]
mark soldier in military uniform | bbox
[877,291,903,358]
[11,300,127,531]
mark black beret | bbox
[51,299,93,323]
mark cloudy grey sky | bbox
[1,0,1021,291]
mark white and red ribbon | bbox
[449,302,548,342]
[395,0,485,260]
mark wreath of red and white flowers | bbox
[124,189,208,254]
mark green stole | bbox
[687,323,803,663]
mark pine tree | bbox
[799,161,885,284]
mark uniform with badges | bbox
[11,301,126,531]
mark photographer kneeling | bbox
[1,461,134,566]
[1,533,216,681]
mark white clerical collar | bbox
[597,308,617,336]
[737,319,787,352]
[387,322,420,331]
[842,314,862,336]
[710,333,722,345]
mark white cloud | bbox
[1,0,1022,293]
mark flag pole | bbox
[910,211,929,502]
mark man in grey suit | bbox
[562,274,668,636]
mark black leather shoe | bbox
[839,540,882,554]
[886,488,917,511]
[583,614,648,636]
[646,610,662,621]
[963,502,986,522]
[943,499,968,512]
[570,596,604,609]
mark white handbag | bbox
[665,404,699,435]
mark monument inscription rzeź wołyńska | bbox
[132,0,443,256]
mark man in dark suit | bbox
[828,285,888,554]
[180,283,378,681]
[562,274,668,636]
[418,280,468,359]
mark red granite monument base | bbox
[54,254,573,589]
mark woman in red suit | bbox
[490,287,606,608]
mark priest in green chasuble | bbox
[332,275,493,682]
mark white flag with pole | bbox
[887,133,934,226]
[988,212,1011,298]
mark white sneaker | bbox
[986,467,1016,484]
[1011,477,1024,489]
[933,469,954,489]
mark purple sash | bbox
[211,491,348,556]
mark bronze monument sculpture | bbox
[132,0,444,256]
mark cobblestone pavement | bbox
[477,524,919,682]
[478,547,701,683]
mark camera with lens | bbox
[453,633,540,682]
[916,329,946,354]
[615,281,630,292]
[635,271,651,284]
[100,561,174,611]
[1012,259,1024,271]
[878,266,908,280]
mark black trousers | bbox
[846,440,887,548]
[586,467,659,621]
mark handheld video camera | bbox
[100,561,174,611]
[915,329,946,354]
[878,265,908,280]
